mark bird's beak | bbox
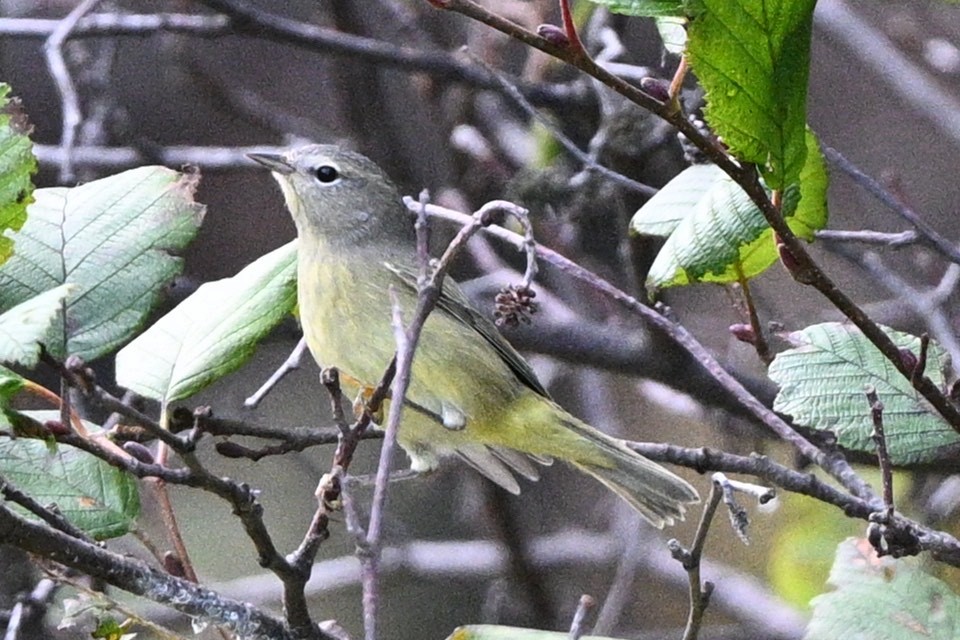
[247,152,294,175]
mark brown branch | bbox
[0,501,310,640]
[426,0,960,435]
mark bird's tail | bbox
[562,416,699,528]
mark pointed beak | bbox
[247,152,294,175]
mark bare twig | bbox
[670,478,723,640]
[568,594,595,640]
[244,337,309,408]
[816,228,919,247]
[33,144,291,170]
[823,145,960,265]
[735,266,772,366]
[465,49,657,196]
[866,386,894,518]
[2,578,56,640]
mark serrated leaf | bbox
[769,322,956,465]
[634,130,827,287]
[0,166,205,361]
[0,412,140,539]
[116,240,297,405]
[0,283,75,367]
[586,0,684,17]
[447,626,622,640]
[0,83,36,267]
[804,538,960,639]
[686,0,815,189]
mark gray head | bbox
[249,144,414,249]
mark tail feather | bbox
[560,417,699,528]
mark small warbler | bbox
[249,145,698,526]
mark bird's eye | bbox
[314,165,340,183]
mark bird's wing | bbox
[383,261,550,399]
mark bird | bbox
[248,144,699,526]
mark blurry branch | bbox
[0,501,302,640]
[198,529,806,640]
[425,0,960,439]
[824,239,960,365]
[466,49,658,197]
[43,0,102,183]
[816,0,960,152]
[823,145,960,265]
[1,7,584,107]
[815,229,919,247]
[567,594,596,640]
[1,577,56,640]
[33,144,290,170]
[0,13,231,36]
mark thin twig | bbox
[866,386,894,518]
[244,337,309,408]
[669,478,723,640]
[465,49,657,196]
[359,199,534,640]
[568,594,595,640]
[816,228,919,247]
[735,264,772,366]
[823,145,960,265]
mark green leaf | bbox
[0,413,140,539]
[768,322,956,465]
[0,83,36,267]
[0,166,205,361]
[686,0,816,189]
[447,626,623,640]
[585,0,684,17]
[632,130,827,287]
[787,130,828,240]
[116,240,297,405]
[804,538,960,639]
[0,283,75,367]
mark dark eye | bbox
[314,165,339,183]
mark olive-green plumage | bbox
[249,145,699,526]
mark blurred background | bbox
[2,1,960,639]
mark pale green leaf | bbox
[0,412,140,539]
[630,163,721,238]
[0,283,75,366]
[769,323,956,465]
[0,83,36,266]
[633,130,827,287]
[0,166,205,360]
[116,240,297,404]
[804,538,960,639]
[686,0,816,188]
